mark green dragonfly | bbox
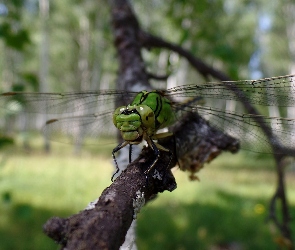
[1,74,295,179]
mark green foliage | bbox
[1,0,292,94]
[0,0,116,94]
[134,0,260,80]
[19,72,39,91]
[0,1,31,50]
[2,191,11,203]
[0,1,36,94]
[0,135,14,149]
[0,22,31,50]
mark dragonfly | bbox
[1,74,295,179]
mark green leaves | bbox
[0,22,31,50]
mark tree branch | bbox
[43,113,239,249]
[139,30,294,247]
[139,31,231,82]
[110,0,151,95]
[43,0,293,248]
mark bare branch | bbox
[43,113,239,249]
[109,0,151,95]
[139,31,231,82]
[43,0,293,248]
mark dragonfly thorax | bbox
[113,104,157,143]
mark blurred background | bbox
[0,0,295,249]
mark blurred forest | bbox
[1,0,295,139]
[1,0,294,94]
[0,0,294,145]
[1,0,295,249]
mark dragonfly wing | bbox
[0,90,138,115]
[187,105,295,154]
[0,90,139,145]
[167,74,295,154]
[165,74,295,107]
[42,110,117,145]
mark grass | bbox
[137,154,295,250]
[0,138,294,250]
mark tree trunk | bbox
[39,0,50,152]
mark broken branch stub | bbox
[166,112,240,179]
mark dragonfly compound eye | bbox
[136,105,155,129]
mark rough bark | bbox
[43,113,239,250]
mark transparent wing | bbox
[198,106,295,153]
[0,90,138,115]
[0,90,138,145]
[164,74,295,106]
[2,74,295,151]
[171,102,295,154]
[43,110,117,145]
[168,74,295,154]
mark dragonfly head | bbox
[113,104,156,143]
[113,105,144,142]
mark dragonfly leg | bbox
[144,134,174,184]
[144,138,160,176]
[157,133,177,176]
[111,141,129,181]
